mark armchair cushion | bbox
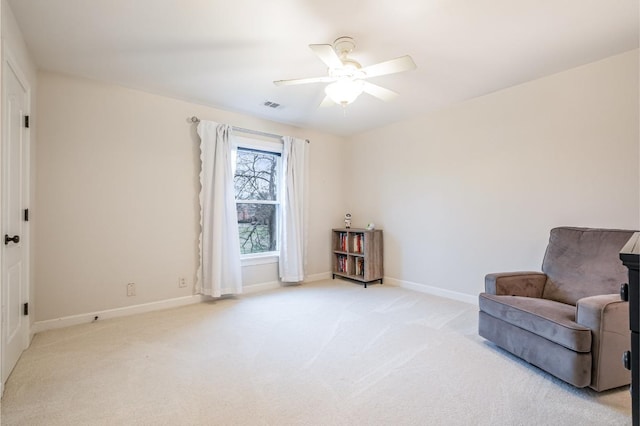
[479,293,591,352]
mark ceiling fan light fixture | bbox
[325,79,364,106]
[275,36,417,108]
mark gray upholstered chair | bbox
[479,227,636,391]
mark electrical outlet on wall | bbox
[127,282,136,296]
[178,277,187,288]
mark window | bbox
[233,139,282,257]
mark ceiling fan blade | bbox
[319,95,335,108]
[361,55,416,78]
[309,44,343,69]
[362,81,398,101]
[274,76,335,86]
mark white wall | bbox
[35,71,346,321]
[347,50,640,301]
[33,49,640,321]
[2,1,36,86]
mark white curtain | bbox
[279,136,308,282]
[197,121,243,297]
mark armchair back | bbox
[541,227,635,305]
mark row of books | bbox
[336,255,348,273]
[354,257,365,276]
[337,233,348,251]
[335,255,365,276]
[336,232,364,254]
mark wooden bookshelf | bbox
[332,228,383,288]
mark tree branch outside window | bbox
[234,148,280,255]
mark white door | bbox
[1,57,30,386]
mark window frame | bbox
[232,136,283,263]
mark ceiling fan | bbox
[273,36,417,107]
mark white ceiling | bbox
[8,0,639,136]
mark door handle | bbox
[4,234,19,245]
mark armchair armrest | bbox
[576,294,628,335]
[576,294,630,391]
[484,272,547,297]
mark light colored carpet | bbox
[0,280,631,425]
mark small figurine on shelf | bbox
[366,223,375,230]
[345,213,352,229]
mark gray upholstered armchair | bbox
[479,227,636,391]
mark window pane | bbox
[235,149,279,201]
[237,203,277,254]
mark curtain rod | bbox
[189,116,309,143]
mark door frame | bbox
[0,43,31,396]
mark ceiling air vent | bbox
[263,101,281,109]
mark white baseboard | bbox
[32,294,205,334]
[32,274,335,334]
[242,272,331,294]
[384,276,479,305]
[32,273,470,334]
[298,272,477,305]
[243,281,281,294]
[304,271,332,282]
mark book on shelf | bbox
[352,233,363,253]
[337,254,347,273]
[339,232,347,252]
